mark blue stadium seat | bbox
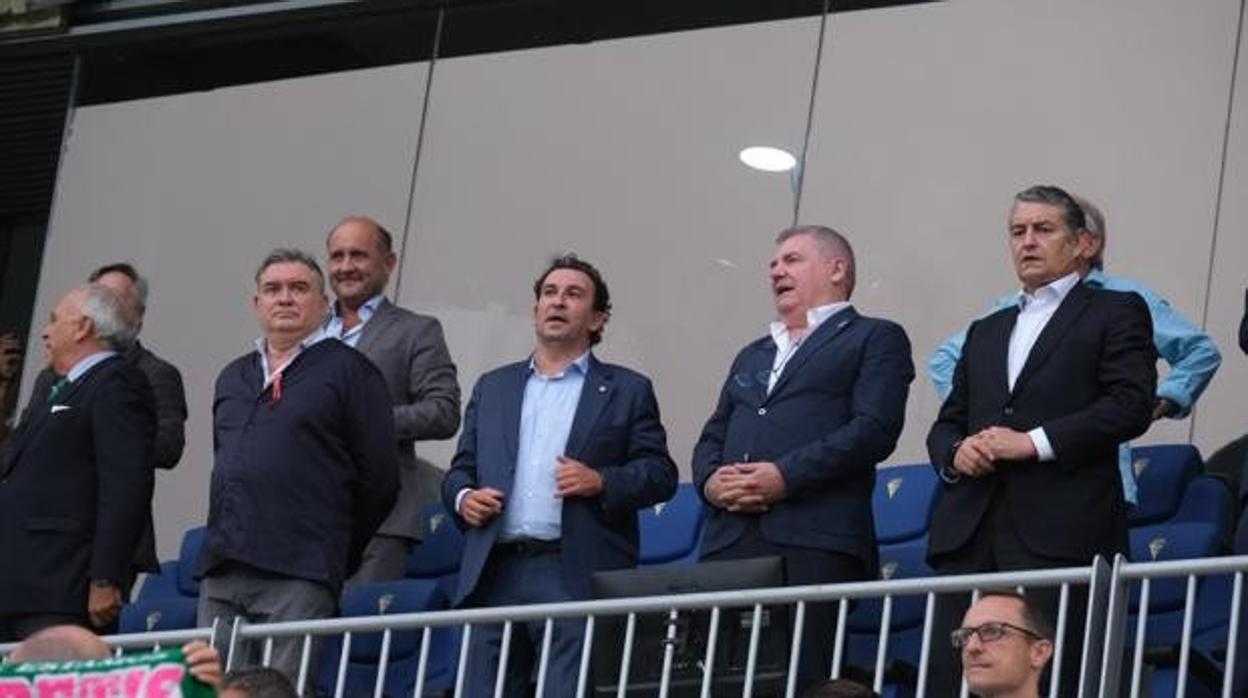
[318,579,454,698]
[1129,444,1203,527]
[873,464,939,544]
[407,504,465,580]
[119,596,199,634]
[1125,477,1233,696]
[638,483,704,566]
[135,560,181,601]
[177,526,206,597]
[845,537,935,688]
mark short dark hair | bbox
[220,668,298,698]
[255,248,325,292]
[801,678,878,698]
[89,261,149,310]
[326,215,394,254]
[1013,185,1087,234]
[977,589,1055,641]
[532,253,612,346]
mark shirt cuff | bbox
[454,488,471,515]
[1028,427,1055,462]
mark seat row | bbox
[122,444,1234,697]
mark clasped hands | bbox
[705,461,786,513]
[459,455,603,528]
[952,426,1037,478]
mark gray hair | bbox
[81,283,133,350]
[1072,194,1107,270]
[775,224,857,299]
[1012,185,1087,234]
[254,248,325,291]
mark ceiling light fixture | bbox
[738,146,797,172]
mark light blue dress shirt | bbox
[928,268,1223,505]
[325,293,385,348]
[498,352,589,542]
[254,327,330,388]
[65,350,119,383]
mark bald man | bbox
[7,624,223,687]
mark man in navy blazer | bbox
[442,254,677,698]
[0,284,154,641]
[692,225,914,691]
[925,185,1157,695]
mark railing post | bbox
[1096,554,1129,698]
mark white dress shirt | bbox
[767,301,851,393]
[1009,271,1081,461]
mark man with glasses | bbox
[953,591,1054,698]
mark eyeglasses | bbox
[951,621,1047,650]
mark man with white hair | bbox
[24,262,186,598]
[0,284,155,641]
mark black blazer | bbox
[29,341,185,575]
[0,355,155,615]
[692,307,914,568]
[927,284,1157,563]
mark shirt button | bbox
[758,407,767,416]
[1004,407,1014,415]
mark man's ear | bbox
[1030,639,1055,670]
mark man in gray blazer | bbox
[326,216,462,584]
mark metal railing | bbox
[4,555,1247,698]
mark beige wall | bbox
[23,0,1248,560]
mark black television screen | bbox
[590,557,789,697]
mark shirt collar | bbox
[526,351,591,378]
[66,350,118,383]
[769,301,852,345]
[330,293,386,324]
[253,326,330,359]
[1017,271,1080,309]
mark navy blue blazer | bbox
[441,355,677,606]
[927,284,1157,563]
[692,307,914,568]
[0,355,155,616]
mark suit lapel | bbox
[980,306,1019,397]
[3,357,113,476]
[564,356,614,458]
[354,299,398,356]
[500,361,529,473]
[1011,283,1093,396]
[767,307,858,399]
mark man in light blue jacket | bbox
[929,195,1221,505]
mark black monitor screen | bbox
[591,557,788,697]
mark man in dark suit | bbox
[196,249,398,682]
[442,254,677,698]
[25,262,187,597]
[325,216,462,584]
[692,225,914,691]
[925,185,1157,695]
[0,284,154,641]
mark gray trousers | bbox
[198,565,337,692]
[345,534,413,587]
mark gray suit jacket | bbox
[355,299,461,540]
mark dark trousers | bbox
[929,496,1098,698]
[701,520,869,694]
[462,545,586,698]
[0,613,89,644]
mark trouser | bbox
[461,542,585,698]
[345,534,414,588]
[701,520,869,695]
[0,613,89,644]
[929,497,1100,698]
[198,563,337,692]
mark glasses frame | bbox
[950,620,1048,650]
